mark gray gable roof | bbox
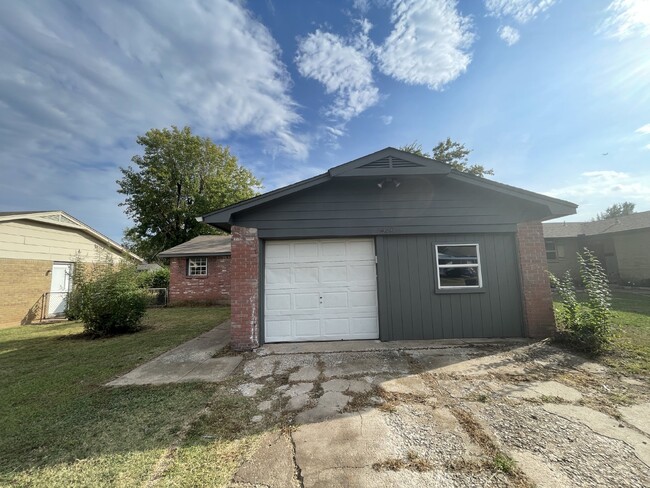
[201,147,577,228]
[543,210,650,238]
[158,235,231,258]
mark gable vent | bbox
[361,156,424,169]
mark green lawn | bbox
[0,307,231,487]
[605,291,650,375]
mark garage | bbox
[264,238,379,342]
[200,147,578,350]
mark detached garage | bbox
[200,148,577,350]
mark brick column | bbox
[516,221,556,338]
[230,226,260,350]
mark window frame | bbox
[545,240,558,261]
[187,257,208,277]
[434,243,483,290]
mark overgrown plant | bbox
[68,263,147,336]
[135,266,170,289]
[550,249,613,355]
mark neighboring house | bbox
[0,210,142,327]
[543,211,650,285]
[200,147,577,350]
[158,235,231,305]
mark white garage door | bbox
[264,238,379,343]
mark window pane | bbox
[438,267,480,287]
[437,245,478,265]
[545,240,556,252]
[188,257,208,276]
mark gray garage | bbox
[201,147,576,350]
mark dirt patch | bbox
[373,451,433,472]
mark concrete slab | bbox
[237,382,264,397]
[289,365,320,382]
[321,351,410,378]
[378,374,430,396]
[500,380,583,402]
[619,403,650,436]
[234,431,299,488]
[412,349,527,376]
[293,408,394,487]
[295,392,351,424]
[544,404,650,466]
[510,448,575,488]
[107,321,240,386]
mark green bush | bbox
[68,264,148,336]
[135,267,170,289]
[550,248,613,355]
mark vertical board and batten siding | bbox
[376,233,523,339]
[234,177,540,239]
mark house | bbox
[0,210,142,327]
[543,210,650,285]
[200,147,577,350]
[158,235,231,305]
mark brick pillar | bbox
[516,221,556,338]
[230,226,259,350]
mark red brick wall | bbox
[516,221,556,338]
[230,225,259,351]
[168,255,231,305]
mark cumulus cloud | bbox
[295,29,379,122]
[377,0,475,90]
[635,123,650,134]
[0,0,307,239]
[598,0,650,39]
[498,25,521,45]
[485,0,556,24]
[547,170,650,213]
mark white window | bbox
[435,244,482,289]
[187,257,208,276]
[545,240,557,260]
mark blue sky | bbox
[1,0,649,243]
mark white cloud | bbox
[598,0,650,40]
[498,25,521,45]
[546,170,650,216]
[485,0,556,24]
[635,123,650,134]
[377,0,475,90]
[381,115,393,125]
[295,30,379,121]
[0,0,308,240]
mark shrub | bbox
[135,267,170,289]
[68,264,148,336]
[550,248,613,355]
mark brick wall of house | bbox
[516,221,556,338]
[168,255,231,305]
[0,258,52,328]
[229,225,259,351]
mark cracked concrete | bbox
[234,340,650,487]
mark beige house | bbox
[543,210,650,285]
[0,211,142,328]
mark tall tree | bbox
[118,126,261,260]
[594,202,636,221]
[399,137,494,177]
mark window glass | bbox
[188,257,208,276]
[545,240,557,260]
[436,244,482,289]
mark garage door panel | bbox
[295,266,319,283]
[294,293,319,310]
[266,267,292,285]
[266,293,291,311]
[265,238,379,342]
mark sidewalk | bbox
[107,320,241,386]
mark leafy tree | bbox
[399,137,494,177]
[118,126,261,260]
[594,201,635,221]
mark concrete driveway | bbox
[230,339,649,488]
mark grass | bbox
[0,306,231,487]
[605,291,650,375]
[554,290,650,376]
